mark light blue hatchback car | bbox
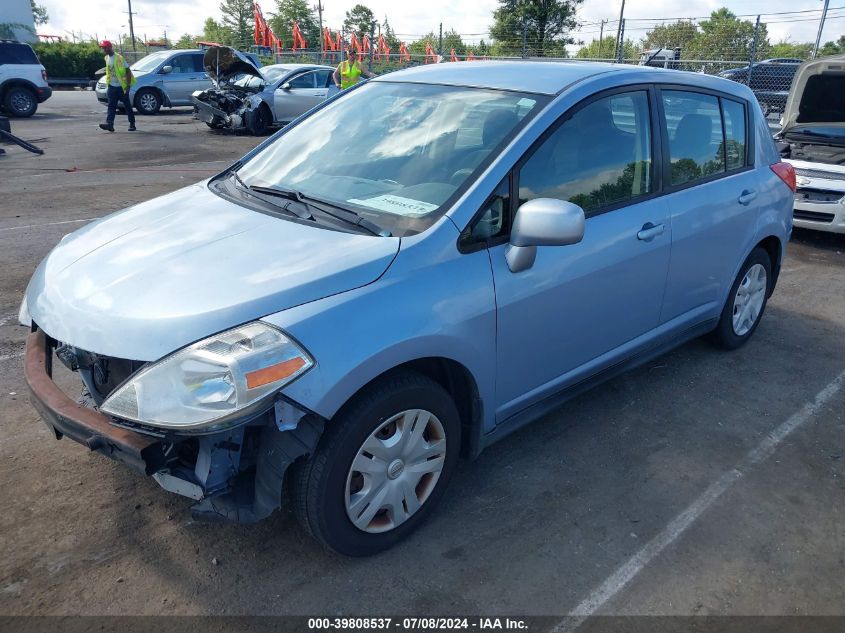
[22,61,795,555]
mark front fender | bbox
[262,218,498,434]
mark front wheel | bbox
[709,247,772,349]
[290,370,460,556]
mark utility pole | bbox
[126,0,137,51]
[598,19,606,58]
[614,0,626,61]
[616,19,626,63]
[438,22,443,56]
[315,0,323,55]
[812,0,830,59]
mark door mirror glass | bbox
[160,65,172,74]
[506,199,585,273]
[281,82,291,90]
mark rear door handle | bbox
[637,222,665,241]
[738,189,758,205]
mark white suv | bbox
[0,40,52,117]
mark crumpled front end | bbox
[23,325,324,523]
[193,89,263,132]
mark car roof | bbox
[374,60,747,97]
[263,63,333,73]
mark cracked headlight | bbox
[101,322,312,431]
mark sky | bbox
[37,0,844,51]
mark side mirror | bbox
[505,198,585,273]
[160,65,172,74]
[281,82,291,90]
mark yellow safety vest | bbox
[338,60,363,89]
[104,53,137,91]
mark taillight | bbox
[41,69,47,81]
[770,162,796,193]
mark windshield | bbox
[236,81,544,235]
[131,53,167,73]
[232,73,264,89]
[262,66,290,83]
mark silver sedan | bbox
[193,48,339,135]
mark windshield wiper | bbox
[229,173,391,237]
[295,192,392,237]
[229,172,314,220]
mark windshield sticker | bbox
[348,195,439,216]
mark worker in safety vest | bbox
[98,40,137,132]
[333,49,374,90]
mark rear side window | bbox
[722,99,746,170]
[0,43,38,65]
[662,91,725,185]
[518,90,653,216]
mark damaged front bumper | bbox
[24,327,323,523]
[193,95,247,130]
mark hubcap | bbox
[140,93,157,111]
[345,409,446,533]
[732,263,767,336]
[11,91,33,113]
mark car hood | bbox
[781,55,845,132]
[203,46,263,86]
[25,182,400,361]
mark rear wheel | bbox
[4,86,37,117]
[290,370,460,556]
[134,88,161,115]
[709,247,772,349]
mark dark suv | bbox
[719,59,802,115]
[0,40,52,117]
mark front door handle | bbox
[738,189,758,205]
[637,222,665,241]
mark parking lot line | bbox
[0,217,101,233]
[553,367,845,632]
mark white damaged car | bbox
[778,54,845,234]
[193,46,338,135]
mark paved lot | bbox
[1,91,844,621]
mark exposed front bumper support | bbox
[24,329,167,475]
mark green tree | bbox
[219,0,253,47]
[684,9,768,61]
[490,0,582,57]
[203,17,234,45]
[766,39,812,59]
[818,35,845,57]
[642,20,697,52]
[408,31,437,55]
[174,33,197,49]
[31,0,49,26]
[381,16,400,50]
[576,36,636,59]
[344,4,376,38]
[269,0,319,49]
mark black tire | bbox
[709,247,772,350]
[134,88,161,115]
[3,86,37,117]
[290,370,460,556]
[245,104,272,136]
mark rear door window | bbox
[0,43,38,65]
[661,91,725,186]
